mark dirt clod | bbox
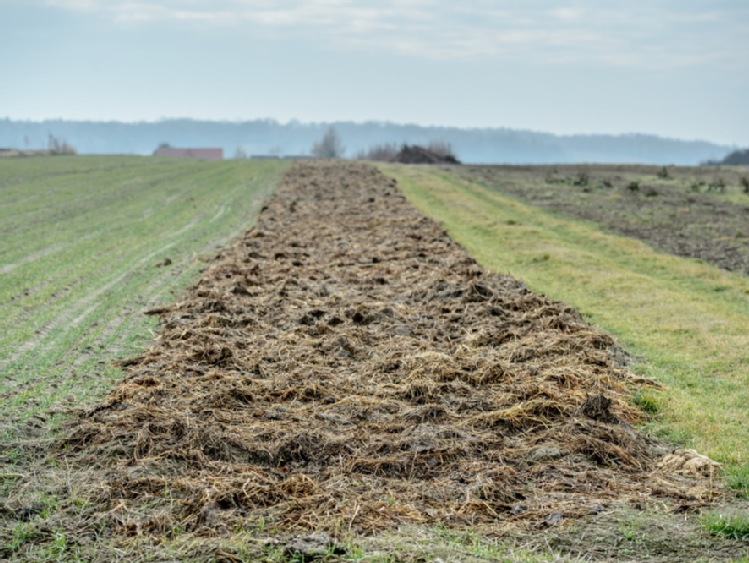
[582,393,617,423]
[658,449,722,478]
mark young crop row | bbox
[0,156,289,437]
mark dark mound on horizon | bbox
[394,144,461,165]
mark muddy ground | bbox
[2,162,747,561]
[457,164,749,276]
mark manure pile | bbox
[66,162,719,536]
[393,145,461,165]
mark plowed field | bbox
[32,162,732,555]
[457,164,749,276]
[4,161,748,561]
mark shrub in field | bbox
[356,143,400,161]
[740,176,749,194]
[708,177,726,193]
[572,171,590,186]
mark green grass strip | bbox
[381,163,749,489]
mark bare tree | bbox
[310,127,345,159]
[47,134,77,155]
[426,140,455,159]
[355,143,399,161]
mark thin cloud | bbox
[44,0,99,9]
[38,0,749,68]
[550,7,584,21]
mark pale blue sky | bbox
[2,0,748,145]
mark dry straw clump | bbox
[62,162,721,538]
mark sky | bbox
[1,0,748,146]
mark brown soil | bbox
[458,165,749,276]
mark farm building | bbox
[154,147,223,160]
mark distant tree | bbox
[234,146,248,159]
[310,127,345,159]
[426,140,456,159]
[356,143,399,161]
[47,134,76,155]
[718,148,749,165]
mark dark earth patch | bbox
[458,164,749,276]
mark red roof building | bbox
[154,147,223,160]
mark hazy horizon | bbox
[0,116,740,148]
[2,1,748,147]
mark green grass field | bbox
[381,163,749,492]
[0,156,289,439]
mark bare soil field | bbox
[457,165,749,276]
[4,162,746,561]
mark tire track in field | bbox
[1,196,259,411]
[1,243,70,274]
[1,200,214,374]
[2,233,99,283]
[0,241,179,378]
[1,235,162,350]
[1,164,279,426]
[19,261,198,419]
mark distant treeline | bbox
[708,148,749,166]
[0,118,734,165]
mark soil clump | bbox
[59,162,721,538]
